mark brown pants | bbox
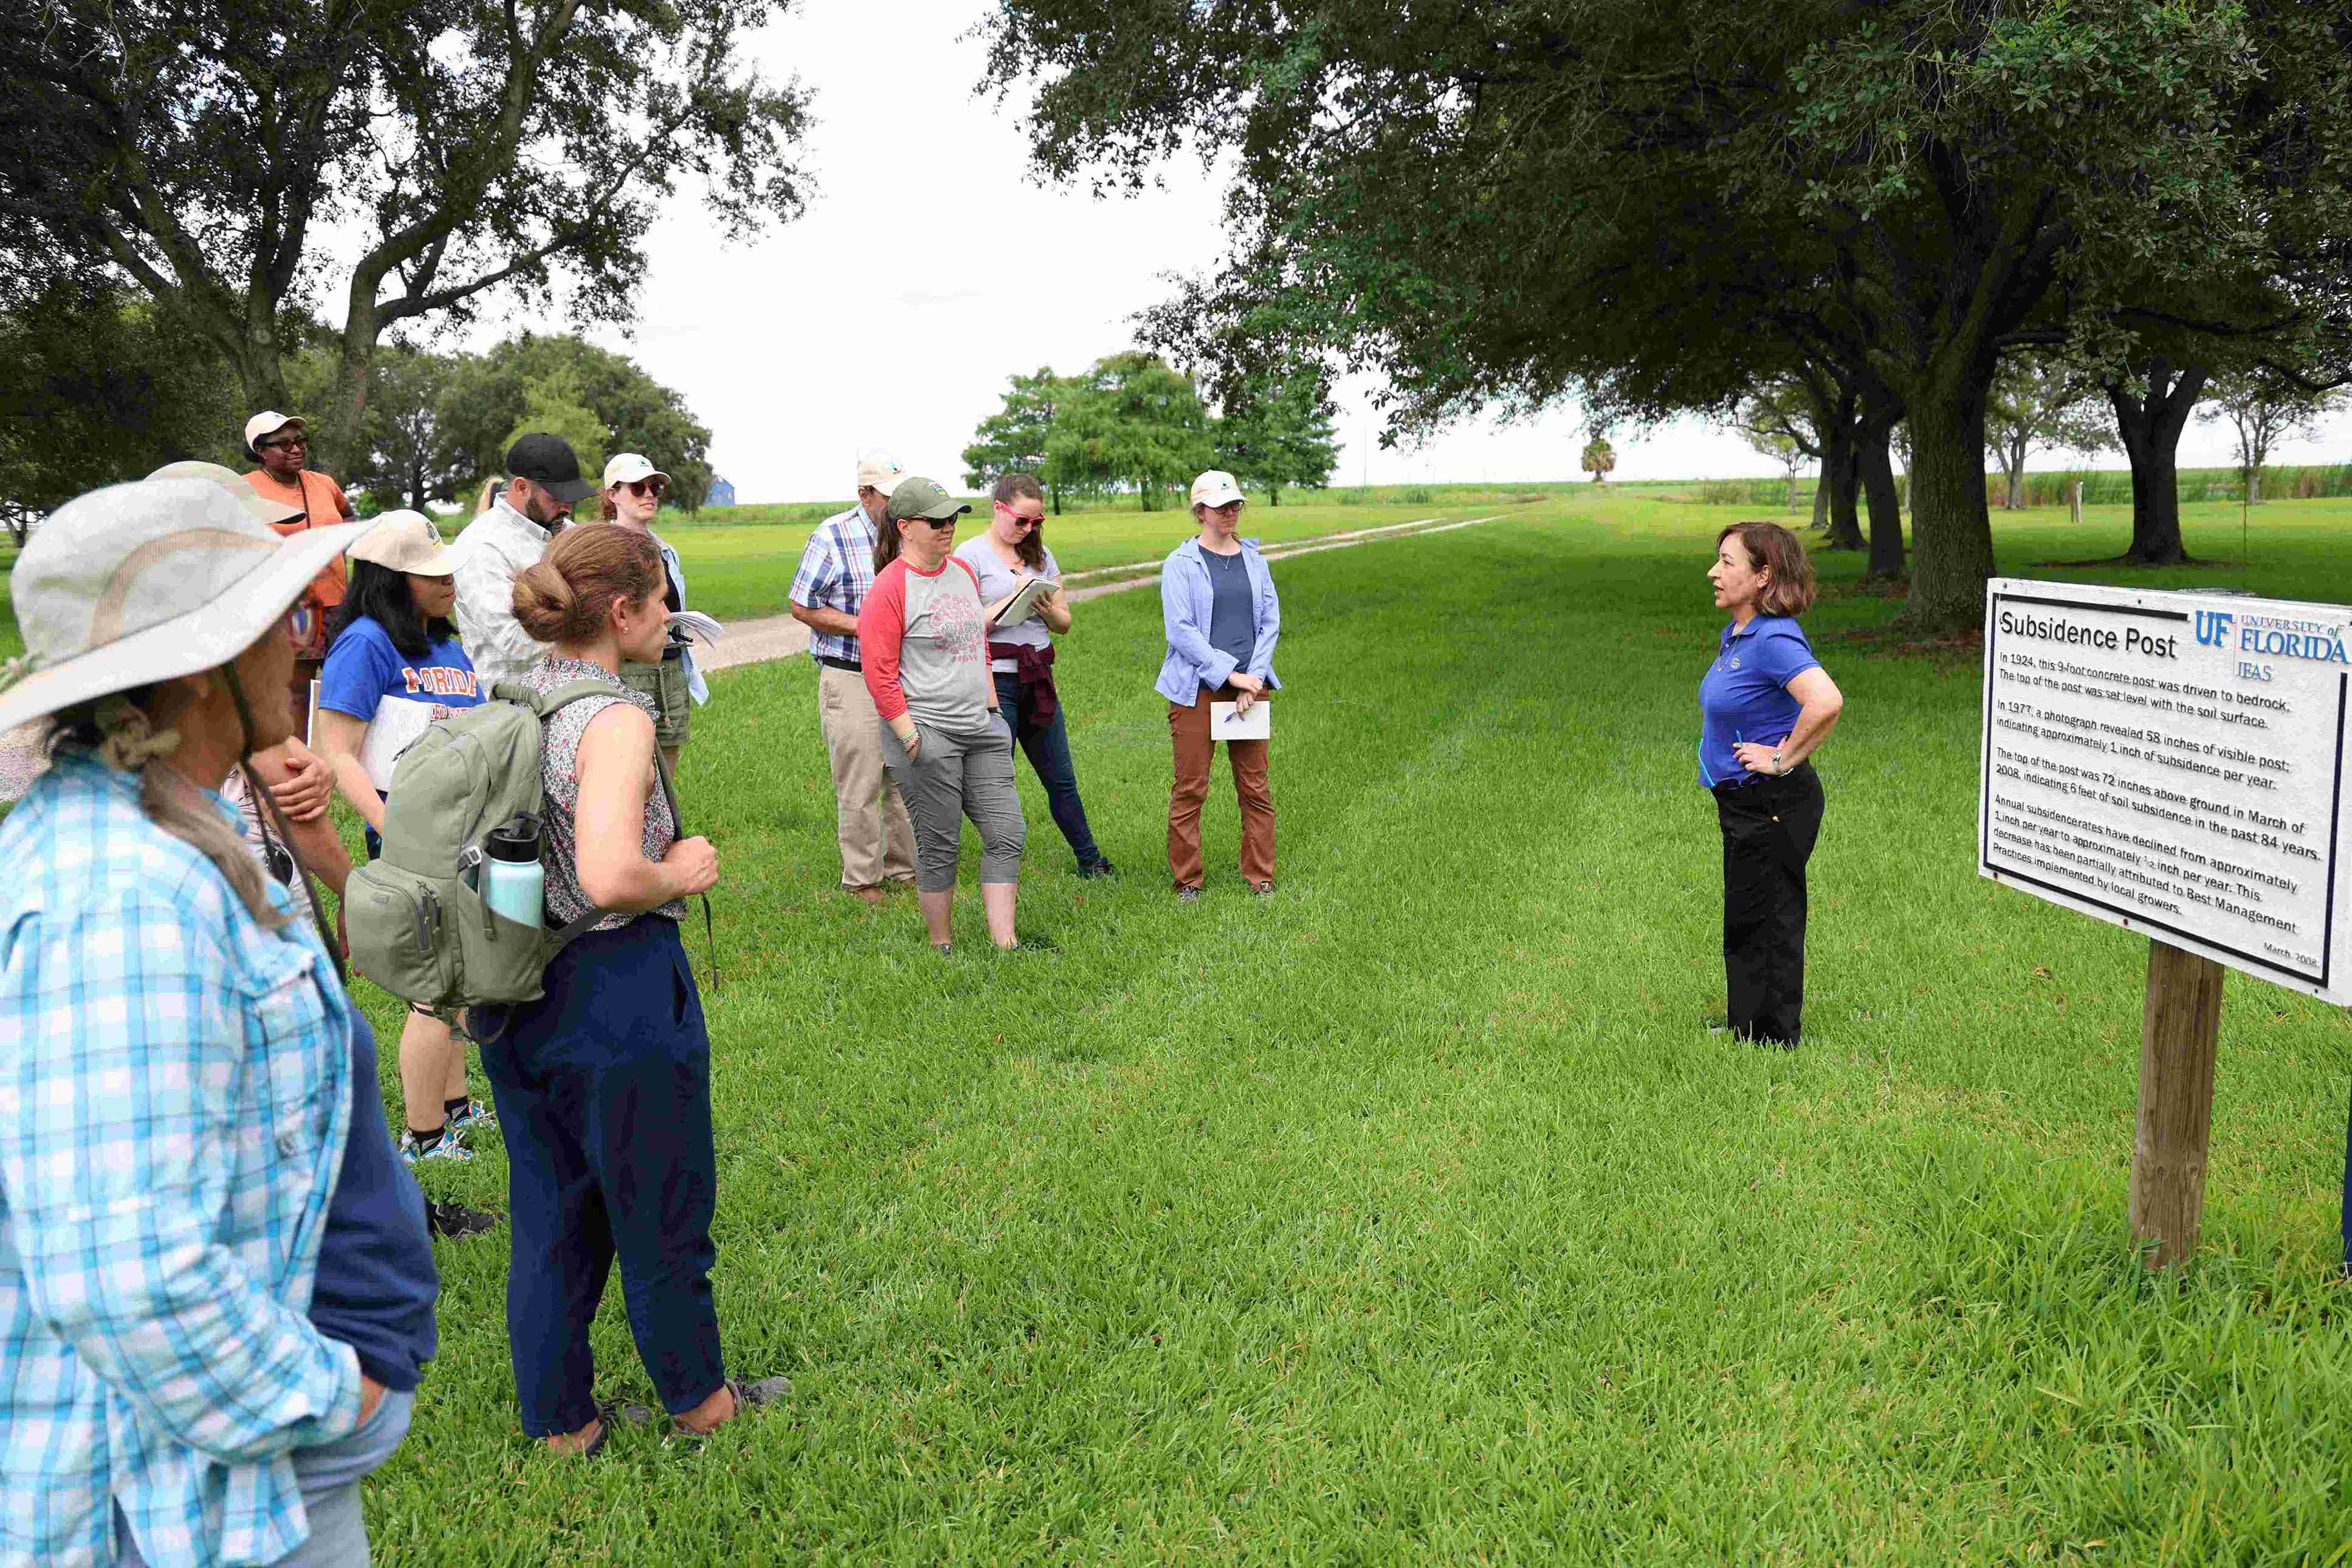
[1167,683,1274,890]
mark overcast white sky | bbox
[497,0,2352,504]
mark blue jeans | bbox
[993,671,1104,867]
[115,1389,415,1566]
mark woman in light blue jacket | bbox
[1157,470,1282,899]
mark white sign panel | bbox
[1978,578,2352,1003]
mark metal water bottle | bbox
[483,816,545,929]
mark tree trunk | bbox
[2249,473,2261,505]
[2002,428,2027,509]
[1269,485,1281,506]
[1894,375,1998,633]
[1857,416,1905,580]
[229,335,294,452]
[2106,358,2208,565]
[322,286,385,481]
[1810,465,1831,532]
[1822,424,1863,551]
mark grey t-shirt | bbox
[952,538,1061,673]
[1204,546,1256,670]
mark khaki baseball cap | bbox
[244,411,306,452]
[603,452,670,489]
[885,476,972,523]
[349,509,457,576]
[1190,470,1246,508]
[856,451,907,494]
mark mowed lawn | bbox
[340,492,2352,1563]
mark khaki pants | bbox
[817,664,917,889]
[1168,683,1274,889]
[620,656,693,753]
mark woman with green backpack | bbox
[472,522,787,1454]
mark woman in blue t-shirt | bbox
[315,511,498,1192]
[1698,521,1846,1047]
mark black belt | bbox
[816,654,862,674]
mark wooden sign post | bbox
[2128,940,2227,1267]
[1979,580,2352,1268]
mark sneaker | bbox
[1249,880,1275,896]
[1005,932,1061,954]
[932,941,954,957]
[447,1099,497,1135]
[1175,886,1203,904]
[1076,858,1116,879]
[424,1200,501,1240]
[400,1129,473,1166]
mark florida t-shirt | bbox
[1697,614,1820,788]
[319,617,486,790]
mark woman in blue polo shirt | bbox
[1699,520,1846,1047]
[315,511,497,1188]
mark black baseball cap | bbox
[504,432,595,505]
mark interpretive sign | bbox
[1978,578,2352,1005]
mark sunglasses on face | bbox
[261,436,306,452]
[622,478,665,499]
[908,515,957,531]
[1004,512,1042,529]
[1208,501,1243,516]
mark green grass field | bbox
[306,490,2352,1563]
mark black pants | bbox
[1713,763,1825,1046]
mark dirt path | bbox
[1,511,1510,798]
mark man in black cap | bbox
[449,433,597,687]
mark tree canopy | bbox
[985,0,2352,628]
[1,0,810,473]
[963,368,1074,512]
[1042,352,1215,511]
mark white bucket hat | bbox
[602,452,671,490]
[349,509,457,575]
[0,479,367,737]
[147,459,306,527]
[1189,470,1246,508]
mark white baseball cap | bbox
[243,411,306,452]
[602,452,671,489]
[349,509,457,576]
[0,480,368,737]
[856,450,907,494]
[147,460,305,526]
[1189,470,1246,508]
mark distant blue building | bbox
[707,474,737,507]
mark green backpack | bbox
[345,677,682,1011]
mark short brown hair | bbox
[512,523,664,644]
[1715,521,1817,617]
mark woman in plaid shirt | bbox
[0,480,435,1567]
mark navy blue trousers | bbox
[476,918,724,1437]
[993,670,1105,867]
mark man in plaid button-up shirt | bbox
[0,754,367,1566]
[788,455,919,897]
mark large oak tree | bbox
[2,0,809,473]
[983,0,2352,630]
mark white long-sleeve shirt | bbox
[448,499,557,690]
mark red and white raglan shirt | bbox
[857,555,995,735]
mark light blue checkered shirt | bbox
[788,504,881,664]
[0,752,365,1568]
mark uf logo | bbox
[2194,610,2233,647]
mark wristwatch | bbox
[1772,746,1785,774]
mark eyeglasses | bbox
[623,478,665,499]
[1207,501,1243,516]
[260,436,307,452]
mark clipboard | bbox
[992,574,1053,627]
[1211,700,1270,740]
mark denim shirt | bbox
[648,529,709,706]
[0,753,364,1567]
[1155,536,1283,703]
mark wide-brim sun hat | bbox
[1189,470,1246,508]
[146,459,306,526]
[349,509,458,576]
[603,452,671,490]
[0,478,367,737]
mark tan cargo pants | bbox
[817,663,918,889]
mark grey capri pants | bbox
[879,716,1026,892]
